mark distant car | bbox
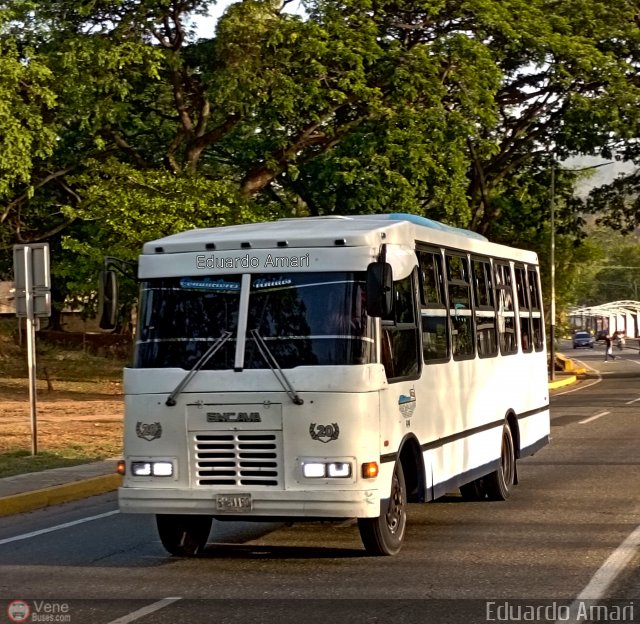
[573,331,595,349]
[595,330,608,341]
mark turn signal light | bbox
[361,462,379,479]
[117,460,126,476]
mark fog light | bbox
[131,462,152,476]
[327,462,351,478]
[152,461,173,476]
[303,462,326,478]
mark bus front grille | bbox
[193,432,282,487]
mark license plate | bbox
[215,493,252,512]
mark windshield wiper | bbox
[250,329,304,405]
[165,330,232,406]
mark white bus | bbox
[103,213,550,556]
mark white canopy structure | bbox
[570,300,640,337]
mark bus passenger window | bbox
[446,253,474,360]
[472,257,498,358]
[382,272,420,381]
[527,268,545,351]
[418,249,449,362]
[515,266,532,353]
[495,262,517,356]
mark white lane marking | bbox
[556,523,640,624]
[577,523,640,598]
[625,396,640,405]
[0,510,119,546]
[552,374,602,397]
[579,411,610,425]
[552,352,639,622]
[106,597,182,624]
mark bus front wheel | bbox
[484,424,516,501]
[156,514,212,556]
[358,461,407,556]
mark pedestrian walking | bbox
[604,334,616,361]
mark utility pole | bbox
[550,164,556,381]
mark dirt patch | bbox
[0,322,126,475]
[0,387,123,459]
[0,362,125,475]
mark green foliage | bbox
[582,233,640,303]
[0,0,639,326]
[0,39,57,200]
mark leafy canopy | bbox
[0,0,639,321]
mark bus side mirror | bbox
[99,270,119,330]
[366,261,393,318]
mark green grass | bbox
[0,450,103,479]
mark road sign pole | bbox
[23,246,38,455]
[14,242,50,456]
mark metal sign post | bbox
[13,243,51,456]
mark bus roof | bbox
[141,214,536,263]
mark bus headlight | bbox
[152,461,174,476]
[327,462,351,478]
[302,461,352,478]
[302,462,326,478]
[131,461,174,477]
[131,462,151,476]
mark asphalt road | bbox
[1,340,639,623]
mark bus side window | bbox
[515,265,532,353]
[495,262,518,356]
[382,271,420,381]
[417,250,449,362]
[527,268,545,351]
[472,257,498,358]
[446,253,475,360]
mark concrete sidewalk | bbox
[0,375,580,518]
[0,459,121,517]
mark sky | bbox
[193,0,306,37]
[564,156,636,199]
[192,1,229,36]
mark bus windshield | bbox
[134,272,374,370]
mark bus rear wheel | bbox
[484,424,516,501]
[156,514,212,556]
[358,461,407,556]
[459,478,486,501]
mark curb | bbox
[0,474,122,517]
[548,375,577,390]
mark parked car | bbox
[573,331,595,349]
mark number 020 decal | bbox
[309,423,340,443]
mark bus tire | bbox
[358,460,407,556]
[484,424,516,501]
[156,514,212,556]
[460,478,486,501]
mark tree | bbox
[1,0,639,321]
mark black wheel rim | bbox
[386,468,406,534]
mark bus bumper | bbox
[118,486,381,519]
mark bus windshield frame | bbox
[133,271,374,370]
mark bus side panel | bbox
[381,350,549,498]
